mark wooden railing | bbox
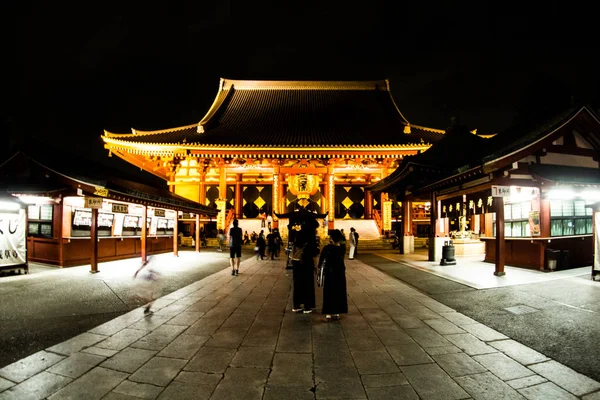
[373,209,382,234]
[224,209,235,234]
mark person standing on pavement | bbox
[267,230,277,260]
[229,219,243,275]
[267,213,273,232]
[318,229,348,322]
[260,211,266,228]
[257,230,267,260]
[349,227,357,260]
[291,220,320,313]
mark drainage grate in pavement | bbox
[504,305,539,315]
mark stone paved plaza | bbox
[1,256,599,399]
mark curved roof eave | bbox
[102,137,433,153]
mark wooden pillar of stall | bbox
[141,205,148,264]
[235,173,243,219]
[494,196,506,276]
[90,208,99,273]
[428,192,437,262]
[322,174,329,215]
[173,212,179,257]
[195,214,201,252]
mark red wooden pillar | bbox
[235,174,243,219]
[173,212,179,257]
[365,190,373,219]
[195,214,201,252]
[141,206,148,264]
[494,196,506,276]
[90,208,99,273]
[403,200,412,236]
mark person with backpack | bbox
[291,220,319,313]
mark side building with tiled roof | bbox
[102,78,448,236]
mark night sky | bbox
[3,2,599,180]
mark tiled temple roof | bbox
[0,149,219,216]
[370,105,600,195]
[103,79,445,149]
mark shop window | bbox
[550,200,592,236]
[27,204,53,238]
[502,201,531,237]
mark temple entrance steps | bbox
[332,219,381,240]
[237,218,266,237]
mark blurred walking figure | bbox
[133,258,160,316]
[217,229,225,251]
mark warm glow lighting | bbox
[509,186,537,202]
[547,188,575,200]
[15,195,53,204]
[580,189,600,201]
[0,201,20,211]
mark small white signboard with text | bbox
[0,209,27,267]
[491,185,511,197]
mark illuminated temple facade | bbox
[102,79,446,233]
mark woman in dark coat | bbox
[317,229,348,321]
[257,230,267,260]
[291,221,319,313]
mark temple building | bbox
[101,79,449,237]
[370,105,600,275]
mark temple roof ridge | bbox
[218,78,391,91]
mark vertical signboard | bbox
[383,201,393,231]
[216,199,226,230]
[0,209,27,267]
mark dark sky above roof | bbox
[3,2,599,175]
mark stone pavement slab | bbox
[1,255,600,400]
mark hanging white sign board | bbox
[0,209,27,267]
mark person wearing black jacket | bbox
[291,221,320,313]
[318,229,348,321]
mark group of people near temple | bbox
[225,215,354,321]
[290,220,349,322]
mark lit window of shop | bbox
[503,201,532,237]
[550,199,593,236]
[27,204,53,238]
